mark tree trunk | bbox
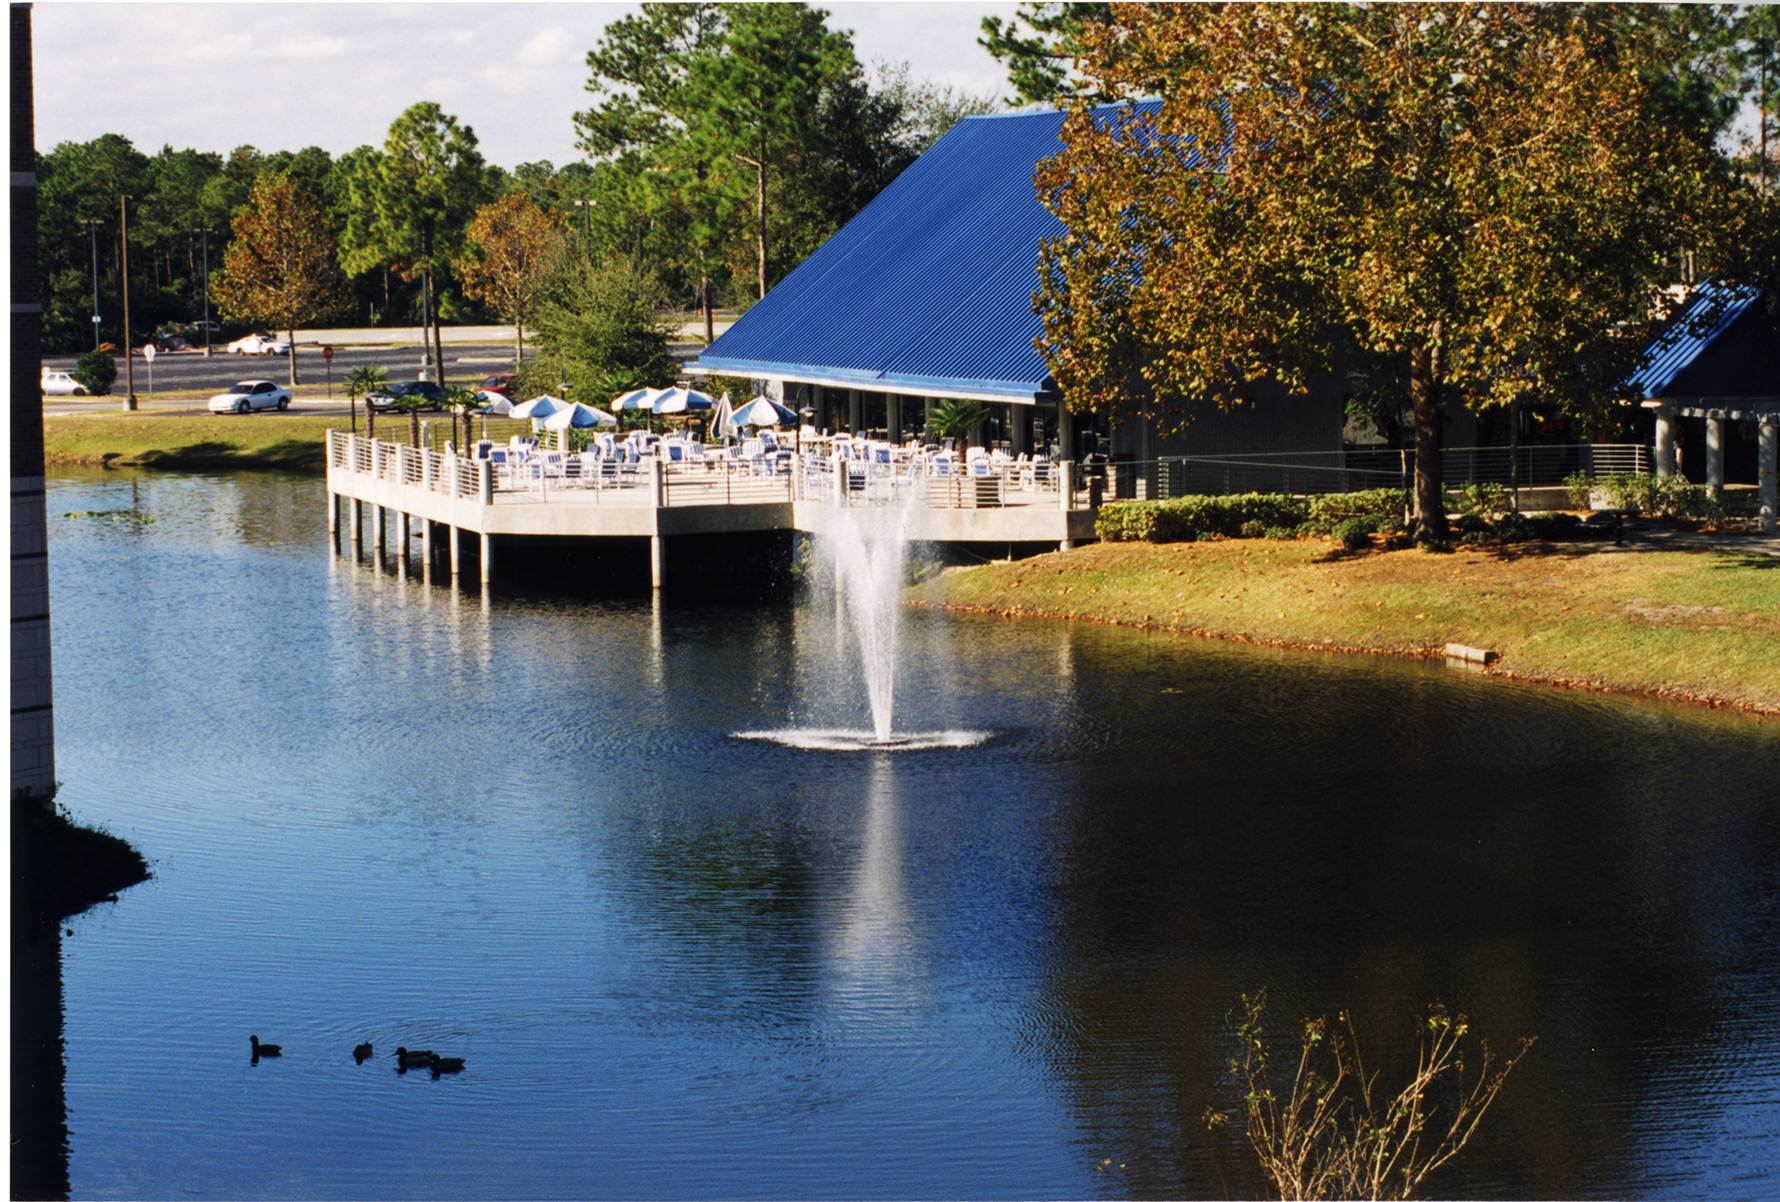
[287,326,300,386]
[755,150,768,300]
[350,393,358,436]
[515,320,524,367]
[702,271,714,344]
[1409,344,1446,542]
[410,408,420,447]
[368,405,377,440]
[431,277,445,384]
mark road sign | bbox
[142,343,156,361]
[322,344,335,362]
[143,343,155,397]
[92,314,102,324]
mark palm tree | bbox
[443,384,480,451]
[347,364,388,439]
[927,398,989,458]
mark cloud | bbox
[283,35,351,61]
[518,27,572,67]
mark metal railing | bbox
[1082,443,1650,500]
[328,431,1652,510]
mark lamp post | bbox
[120,194,137,411]
[84,218,103,349]
[200,226,214,357]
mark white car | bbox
[208,380,292,413]
[41,369,88,396]
[227,333,291,355]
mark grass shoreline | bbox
[46,413,349,473]
[911,538,1780,716]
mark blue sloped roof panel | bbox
[694,104,1163,399]
[1627,281,1762,397]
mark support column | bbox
[1654,403,1676,478]
[1058,458,1075,552]
[373,505,385,553]
[449,525,461,577]
[1012,405,1033,454]
[349,498,362,544]
[887,394,902,443]
[650,536,666,590]
[924,398,936,440]
[479,533,492,586]
[397,510,410,555]
[1760,417,1777,535]
[1058,404,1074,460]
[327,491,338,533]
[1705,413,1725,497]
[420,519,433,564]
[849,389,864,434]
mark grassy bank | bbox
[45,412,351,472]
[913,538,1780,713]
[15,801,150,922]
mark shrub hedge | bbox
[1096,493,1310,542]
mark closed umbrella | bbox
[709,392,735,441]
[731,395,797,427]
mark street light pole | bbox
[201,226,213,357]
[120,194,137,411]
[85,218,102,349]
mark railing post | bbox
[649,456,666,508]
[830,453,844,508]
[1058,460,1075,512]
[479,460,494,506]
[422,448,434,491]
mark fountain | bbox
[734,474,989,752]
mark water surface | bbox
[40,469,1780,1199]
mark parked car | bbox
[153,334,190,352]
[366,380,446,413]
[207,380,292,413]
[41,369,88,396]
[227,332,291,355]
[477,373,517,397]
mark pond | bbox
[33,469,1780,1199]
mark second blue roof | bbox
[692,106,1156,402]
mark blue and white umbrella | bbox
[541,401,617,430]
[610,387,668,412]
[510,394,566,420]
[731,395,797,427]
[475,391,514,416]
[651,387,716,415]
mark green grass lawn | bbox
[914,537,1780,712]
[44,412,352,472]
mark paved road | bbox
[43,343,513,397]
[43,341,703,415]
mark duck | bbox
[249,1035,282,1059]
[394,1046,437,1069]
[353,1042,374,1064]
[430,1057,465,1075]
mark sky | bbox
[34,1,1023,167]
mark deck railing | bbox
[328,431,1651,510]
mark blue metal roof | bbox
[693,103,1162,402]
[1627,280,1762,397]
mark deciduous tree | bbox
[460,194,573,367]
[1035,4,1761,540]
[213,173,343,385]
